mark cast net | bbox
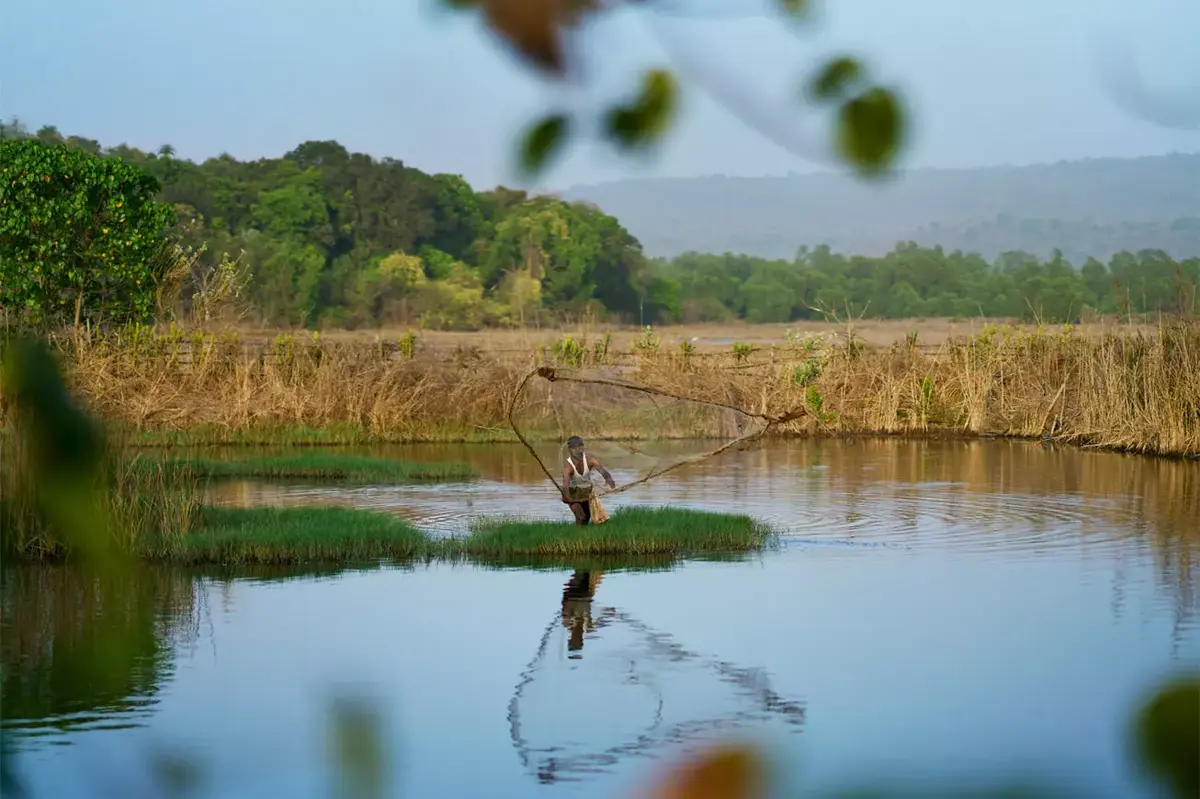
[507,365,807,502]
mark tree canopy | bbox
[1,119,1195,330]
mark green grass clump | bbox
[177,506,431,565]
[155,504,773,566]
[461,506,775,557]
[153,454,478,484]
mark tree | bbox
[0,139,175,330]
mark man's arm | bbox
[589,456,616,489]
[561,465,573,503]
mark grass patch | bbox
[138,504,773,565]
[176,506,431,565]
[152,454,478,483]
[460,506,776,558]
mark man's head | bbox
[567,435,584,456]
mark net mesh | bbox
[507,366,791,499]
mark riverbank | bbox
[17,319,1196,457]
[144,454,479,483]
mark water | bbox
[3,439,1198,797]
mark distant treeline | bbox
[647,246,1198,323]
[2,119,1197,330]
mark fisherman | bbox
[561,435,616,526]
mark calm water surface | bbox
[3,439,1198,798]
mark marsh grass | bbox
[134,504,774,565]
[177,506,431,565]
[25,318,1199,456]
[150,454,478,483]
[461,506,776,558]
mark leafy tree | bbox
[0,139,174,329]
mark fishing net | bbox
[508,366,807,501]
[507,570,807,785]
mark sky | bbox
[1,0,1198,191]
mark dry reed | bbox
[4,319,1196,457]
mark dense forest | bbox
[563,156,1200,262]
[2,119,1197,329]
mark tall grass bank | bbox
[6,320,1199,456]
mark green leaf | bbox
[329,696,386,799]
[518,114,570,177]
[1131,676,1200,799]
[604,68,678,150]
[776,0,808,14]
[836,86,905,175]
[808,55,865,103]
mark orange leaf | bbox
[636,744,767,799]
[479,0,596,75]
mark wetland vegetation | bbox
[145,453,478,484]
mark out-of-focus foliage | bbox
[440,0,906,178]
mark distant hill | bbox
[560,154,1200,263]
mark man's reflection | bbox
[561,570,603,657]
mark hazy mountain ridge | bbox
[560,154,1200,262]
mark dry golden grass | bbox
[7,318,1197,456]
[232,316,1160,354]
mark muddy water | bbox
[3,439,1198,798]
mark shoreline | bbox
[121,427,1200,461]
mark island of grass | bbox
[462,507,775,558]
[150,454,478,484]
[172,505,775,565]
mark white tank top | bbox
[568,452,590,477]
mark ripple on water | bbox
[220,469,1151,563]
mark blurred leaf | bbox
[776,0,808,14]
[0,337,121,563]
[329,696,386,799]
[519,114,570,177]
[643,743,767,799]
[1,337,101,479]
[464,0,600,76]
[150,751,205,798]
[604,69,678,150]
[836,86,905,175]
[808,56,865,103]
[1131,676,1200,799]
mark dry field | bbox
[234,317,1161,355]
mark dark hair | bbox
[567,436,584,448]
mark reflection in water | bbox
[508,568,806,786]
[0,565,200,747]
[562,570,603,657]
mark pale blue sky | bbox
[1,0,1197,190]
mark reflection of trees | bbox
[0,565,198,747]
[507,569,806,786]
